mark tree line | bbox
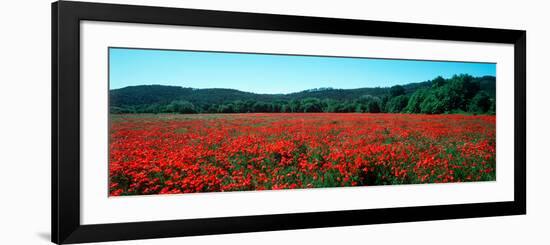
[110,74,495,115]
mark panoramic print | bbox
[108,48,496,196]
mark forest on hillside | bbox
[109,74,496,115]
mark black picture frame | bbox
[52,1,526,244]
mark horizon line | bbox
[109,74,496,95]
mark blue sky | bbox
[109,47,496,94]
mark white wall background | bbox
[0,0,548,244]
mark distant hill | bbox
[109,75,496,114]
[110,81,438,107]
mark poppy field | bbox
[109,113,496,196]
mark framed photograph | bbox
[52,1,526,244]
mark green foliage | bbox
[385,95,409,113]
[408,74,490,114]
[218,104,235,113]
[389,85,406,97]
[468,91,491,114]
[252,101,271,112]
[357,95,382,113]
[302,98,323,112]
[404,88,428,113]
[432,76,446,87]
[109,75,496,115]
[366,100,381,113]
[420,93,445,114]
[167,100,197,114]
